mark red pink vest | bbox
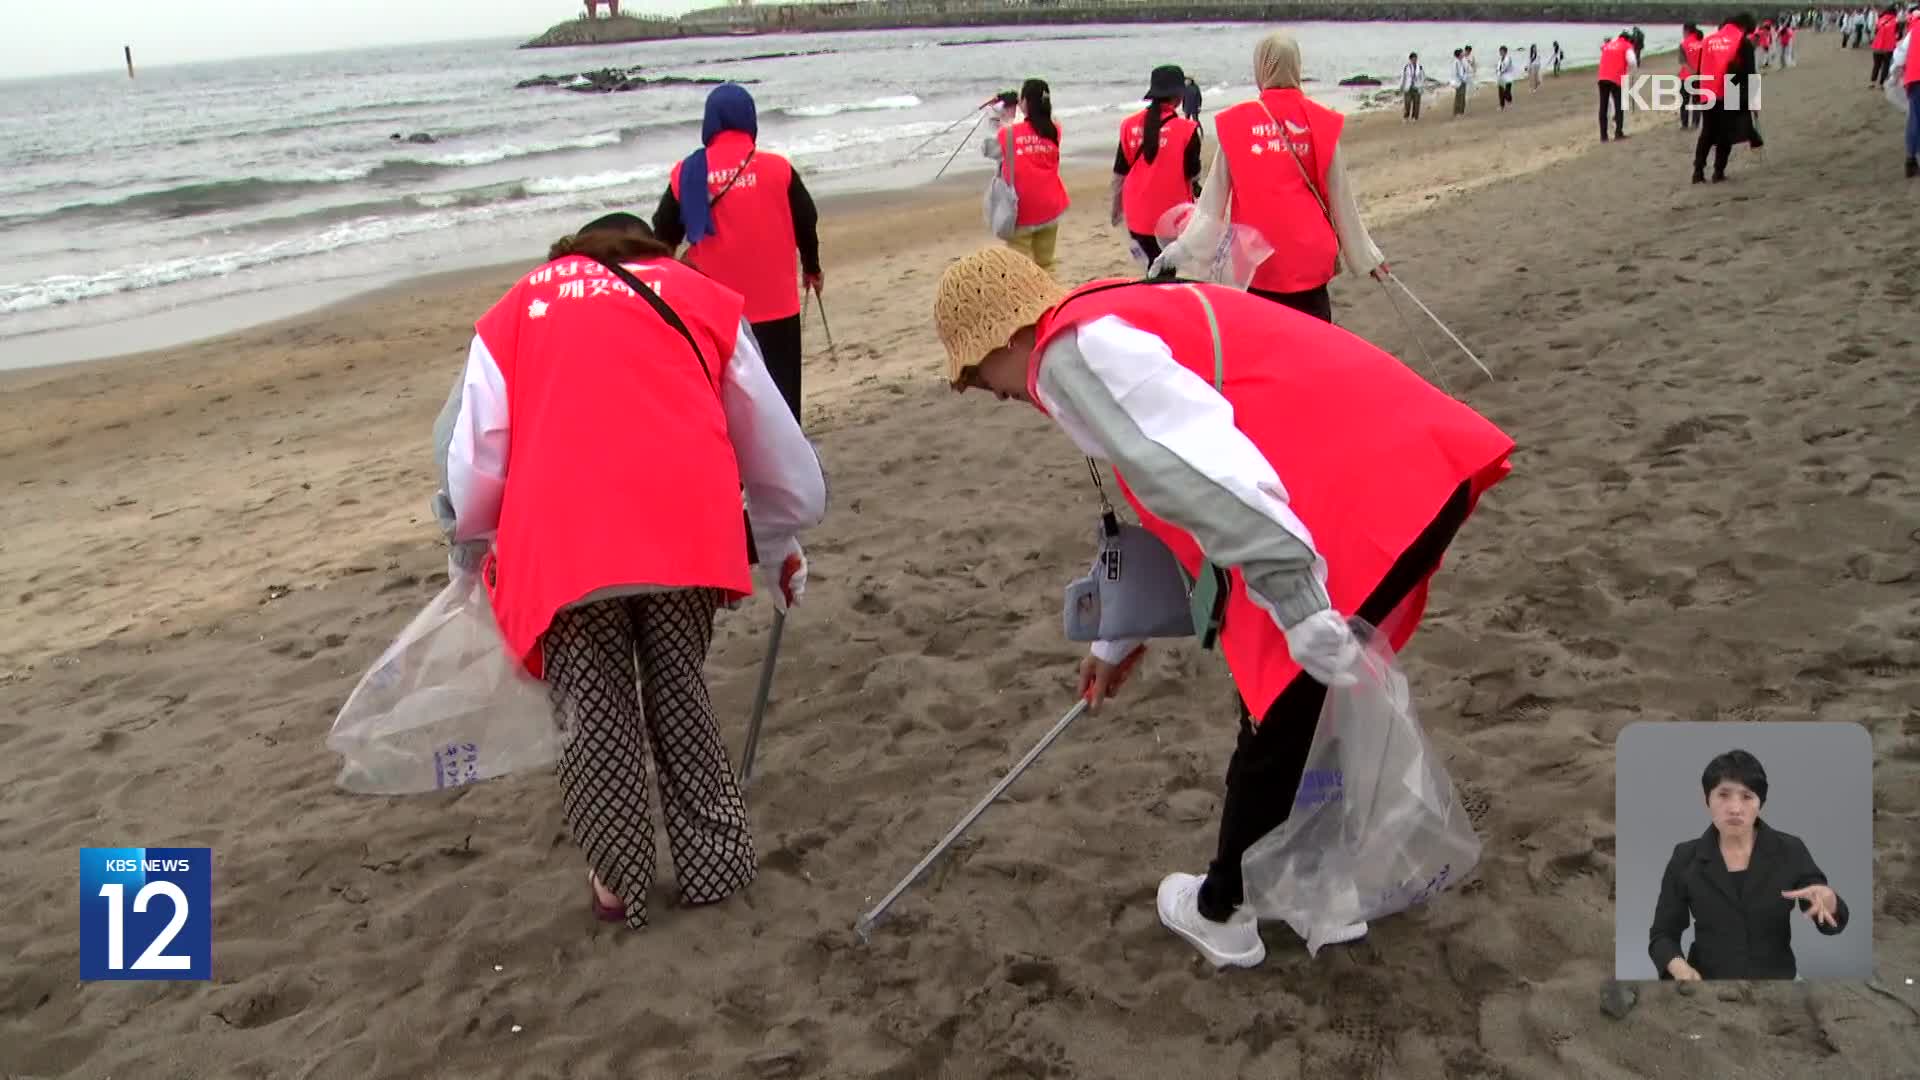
[1697,24,1744,104]
[670,130,802,324]
[475,255,753,676]
[1598,37,1633,82]
[1873,13,1898,51]
[1025,280,1514,720]
[1214,89,1343,295]
[1119,106,1199,236]
[999,119,1071,229]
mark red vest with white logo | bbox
[670,131,801,324]
[1215,89,1344,295]
[998,119,1071,229]
[1697,24,1744,105]
[1680,33,1704,77]
[1598,37,1633,82]
[1119,106,1199,236]
[1025,280,1514,720]
[1874,14,1898,50]
[475,255,752,676]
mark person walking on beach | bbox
[1552,41,1566,75]
[985,78,1071,274]
[1496,46,1518,108]
[1451,48,1472,115]
[1528,44,1544,92]
[1113,65,1204,264]
[1159,31,1388,322]
[930,245,1514,967]
[1694,15,1760,183]
[1598,31,1638,141]
[1182,76,1204,121]
[1872,6,1899,85]
[653,84,823,427]
[1681,24,1707,130]
[1401,52,1426,121]
[432,212,827,929]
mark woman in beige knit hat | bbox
[932,246,1513,967]
[1154,31,1387,323]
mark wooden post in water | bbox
[124,46,134,79]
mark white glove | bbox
[754,536,808,612]
[1284,609,1361,687]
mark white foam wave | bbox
[419,131,623,167]
[523,165,670,196]
[785,94,923,118]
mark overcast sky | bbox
[2,0,706,78]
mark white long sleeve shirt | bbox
[1496,56,1518,84]
[435,316,826,564]
[1452,58,1473,87]
[1401,63,1426,92]
[1032,316,1332,663]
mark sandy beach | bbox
[3,40,1918,1079]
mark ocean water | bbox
[0,22,1675,367]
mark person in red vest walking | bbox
[432,213,827,928]
[1872,6,1900,86]
[930,245,1513,966]
[1693,15,1759,183]
[1897,10,1920,176]
[653,84,823,427]
[1111,65,1204,265]
[1680,24,1707,129]
[1598,31,1639,141]
[984,78,1071,274]
[1155,31,1387,323]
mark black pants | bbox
[1130,232,1163,264]
[750,314,803,427]
[1679,89,1696,129]
[1497,83,1514,108]
[1871,50,1892,85]
[1693,106,1738,180]
[1403,89,1421,119]
[1248,283,1333,323]
[1196,481,1474,921]
[1598,80,1625,140]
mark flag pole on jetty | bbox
[125,46,135,79]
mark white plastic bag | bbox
[1149,203,1273,290]
[327,571,562,795]
[1240,620,1481,955]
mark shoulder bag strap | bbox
[591,256,714,389]
[1255,96,1339,248]
[706,147,757,217]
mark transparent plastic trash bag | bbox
[326,570,563,795]
[1240,619,1482,955]
[1148,203,1273,290]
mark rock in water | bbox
[1338,74,1384,87]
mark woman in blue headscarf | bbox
[654,84,823,428]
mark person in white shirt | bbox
[1528,44,1544,91]
[1451,48,1472,115]
[930,245,1514,968]
[1496,46,1518,108]
[1401,52,1426,121]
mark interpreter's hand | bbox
[804,271,825,296]
[1284,610,1362,687]
[1783,884,1841,928]
[1666,957,1703,981]
[1077,645,1146,713]
[755,537,808,612]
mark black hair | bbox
[1735,11,1758,30]
[1142,100,1170,164]
[549,212,672,264]
[1453,47,1463,57]
[1021,78,1059,145]
[1701,749,1768,804]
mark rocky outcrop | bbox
[515,67,759,93]
[521,14,684,49]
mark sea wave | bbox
[416,131,623,167]
[783,94,922,118]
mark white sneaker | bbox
[1156,873,1267,968]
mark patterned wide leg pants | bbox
[542,589,755,928]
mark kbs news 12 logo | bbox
[79,847,212,981]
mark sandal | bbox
[587,871,626,923]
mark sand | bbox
[4,42,1919,1080]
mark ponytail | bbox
[1141,101,1173,164]
[1021,78,1059,145]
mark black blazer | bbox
[1648,819,1849,980]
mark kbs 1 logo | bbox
[79,847,211,981]
[1622,74,1765,113]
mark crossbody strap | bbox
[1255,96,1338,245]
[706,147,757,217]
[591,256,715,389]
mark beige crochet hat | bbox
[934,247,1068,387]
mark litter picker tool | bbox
[855,648,1145,942]
[1382,271,1494,381]
[934,110,991,181]
[738,610,786,789]
[908,100,995,158]
[1375,278,1454,396]
[806,284,835,350]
